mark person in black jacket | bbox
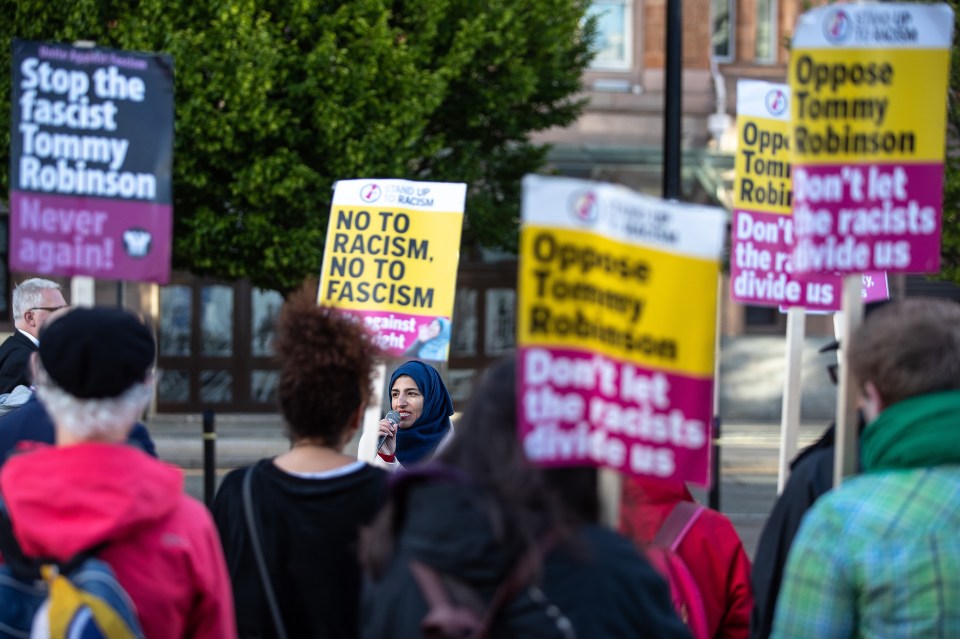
[749,340,865,639]
[0,278,67,394]
[361,355,691,639]
[212,286,389,639]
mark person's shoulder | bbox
[555,524,657,582]
[337,460,390,497]
[0,332,23,349]
[788,444,835,491]
[815,467,960,531]
[356,461,390,482]
[695,503,740,532]
[216,463,256,495]
[574,522,634,553]
[0,332,35,353]
[0,395,46,428]
[685,504,749,554]
[164,491,222,541]
[792,474,882,544]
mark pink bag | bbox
[646,501,710,639]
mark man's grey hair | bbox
[33,362,153,441]
[12,278,62,321]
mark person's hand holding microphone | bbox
[376,410,401,458]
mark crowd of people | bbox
[0,275,957,639]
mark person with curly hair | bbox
[212,286,389,639]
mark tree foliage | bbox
[941,0,960,284]
[0,0,595,292]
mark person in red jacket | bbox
[0,307,235,639]
[621,478,753,639]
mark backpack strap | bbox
[242,464,290,639]
[651,501,705,552]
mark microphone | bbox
[376,410,401,453]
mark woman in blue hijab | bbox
[373,360,454,470]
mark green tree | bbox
[941,0,960,284]
[0,0,595,292]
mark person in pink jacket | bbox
[620,478,754,639]
[0,306,235,639]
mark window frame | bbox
[754,0,779,64]
[588,0,634,72]
[711,0,736,63]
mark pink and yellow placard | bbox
[318,179,465,362]
[731,79,888,310]
[518,175,725,486]
[789,4,953,275]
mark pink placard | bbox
[517,346,713,486]
[791,163,942,275]
[9,191,171,284]
[342,308,451,362]
[732,209,889,311]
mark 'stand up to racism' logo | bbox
[823,8,851,44]
[765,89,788,117]
[360,183,382,203]
[569,190,599,224]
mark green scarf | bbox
[861,390,960,473]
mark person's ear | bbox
[859,381,884,425]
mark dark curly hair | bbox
[274,285,381,445]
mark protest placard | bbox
[318,179,465,362]
[517,175,725,485]
[732,80,888,310]
[789,3,953,276]
[9,39,174,283]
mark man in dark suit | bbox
[0,278,67,394]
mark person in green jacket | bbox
[772,297,960,638]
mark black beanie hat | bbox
[39,307,155,399]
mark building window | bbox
[158,369,190,403]
[588,0,632,70]
[755,0,778,64]
[159,286,192,356]
[251,287,282,356]
[711,0,735,61]
[200,285,233,356]
[200,370,232,403]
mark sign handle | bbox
[777,306,805,493]
[833,276,864,487]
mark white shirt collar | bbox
[17,328,39,347]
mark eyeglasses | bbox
[828,363,839,386]
[28,306,69,313]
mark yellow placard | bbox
[319,205,463,315]
[517,225,719,377]
[790,48,950,164]
[734,115,793,215]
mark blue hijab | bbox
[391,360,453,465]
